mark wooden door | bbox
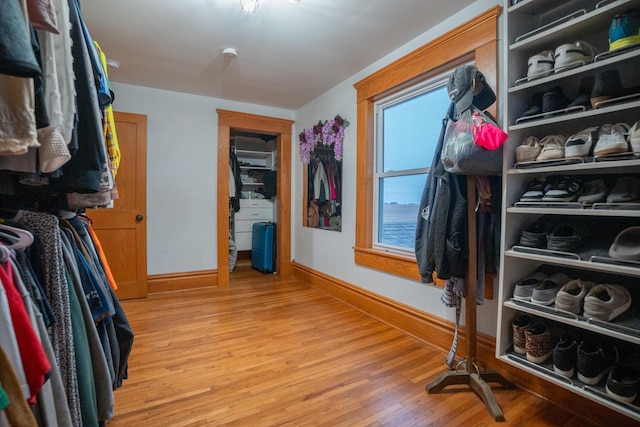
[87,112,148,299]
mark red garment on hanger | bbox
[0,260,51,404]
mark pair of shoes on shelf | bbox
[555,337,618,384]
[520,175,583,202]
[556,337,638,392]
[527,41,597,80]
[583,284,632,321]
[512,271,548,301]
[519,69,640,121]
[578,178,610,204]
[609,8,640,52]
[593,123,631,156]
[607,361,640,403]
[555,278,596,314]
[511,314,563,364]
[520,87,572,118]
[555,279,632,321]
[512,271,569,306]
[609,226,640,260]
[560,122,632,158]
[606,176,640,203]
[518,218,584,252]
[515,135,568,163]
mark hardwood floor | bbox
[107,266,599,426]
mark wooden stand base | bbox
[426,359,516,422]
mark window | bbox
[352,6,500,281]
[373,76,451,253]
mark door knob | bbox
[135,214,144,222]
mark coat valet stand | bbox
[426,175,515,422]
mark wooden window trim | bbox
[352,6,501,288]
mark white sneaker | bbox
[527,50,555,80]
[554,41,597,71]
[583,284,632,321]
[628,120,640,153]
[593,123,630,156]
[565,127,598,158]
[536,134,567,161]
[515,136,542,162]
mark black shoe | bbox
[520,218,551,248]
[554,333,578,378]
[590,69,624,107]
[520,177,551,201]
[542,86,571,114]
[542,176,583,202]
[577,339,618,385]
[567,76,595,109]
[546,223,583,252]
[520,92,544,118]
[606,362,640,403]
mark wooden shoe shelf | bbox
[497,0,640,422]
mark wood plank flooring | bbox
[107,265,599,426]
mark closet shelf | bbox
[509,47,640,92]
[506,206,640,217]
[508,0,634,52]
[508,99,640,131]
[499,353,640,421]
[504,299,640,345]
[505,157,640,175]
[505,249,640,278]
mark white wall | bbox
[292,0,503,336]
[111,0,503,337]
[110,83,293,275]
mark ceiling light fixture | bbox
[240,0,259,14]
[284,0,301,4]
[222,47,238,58]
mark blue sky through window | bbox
[381,85,450,204]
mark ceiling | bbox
[81,0,474,110]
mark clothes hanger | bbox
[0,223,34,249]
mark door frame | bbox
[217,109,294,287]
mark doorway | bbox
[216,109,294,287]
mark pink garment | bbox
[27,0,60,34]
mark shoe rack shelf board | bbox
[508,47,640,93]
[508,0,636,51]
[498,0,640,422]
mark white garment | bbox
[52,0,76,145]
[37,26,71,173]
[313,161,330,201]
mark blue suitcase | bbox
[251,222,276,273]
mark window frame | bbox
[372,73,453,255]
[352,6,501,282]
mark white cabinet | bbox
[497,0,640,421]
[234,199,274,251]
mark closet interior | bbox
[229,131,278,270]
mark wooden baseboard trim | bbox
[148,269,217,293]
[291,262,630,425]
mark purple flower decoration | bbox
[299,114,349,163]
